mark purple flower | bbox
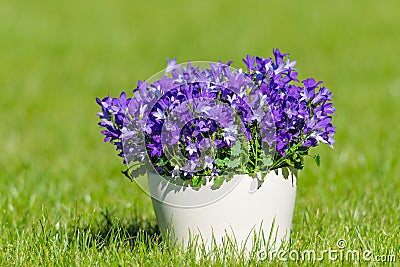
[203,156,214,169]
[166,58,177,72]
[172,165,180,178]
[182,159,199,177]
[242,55,255,70]
[222,123,238,146]
[185,143,197,156]
[147,137,163,157]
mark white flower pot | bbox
[148,168,297,251]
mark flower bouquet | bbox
[96,49,335,250]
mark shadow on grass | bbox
[70,208,161,250]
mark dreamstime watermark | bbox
[257,239,397,263]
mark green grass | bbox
[1,0,399,265]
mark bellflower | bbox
[97,49,336,184]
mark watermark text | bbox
[258,239,397,263]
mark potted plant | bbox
[96,49,335,251]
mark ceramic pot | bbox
[148,168,297,251]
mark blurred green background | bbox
[1,0,399,247]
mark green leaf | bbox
[223,157,230,164]
[213,176,224,188]
[156,158,167,167]
[231,141,242,156]
[215,158,226,167]
[260,156,273,167]
[191,176,203,187]
[314,154,321,167]
[226,158,240,168]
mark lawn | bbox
[1,0,399,265]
